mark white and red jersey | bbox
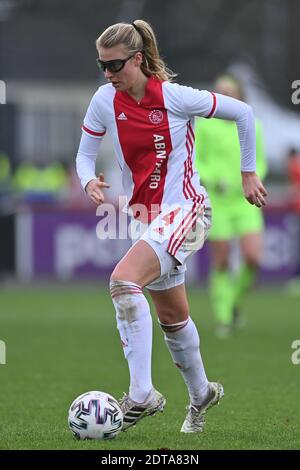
[77,76,256,221]
[79,77,216,219]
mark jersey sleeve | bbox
[76,90,106,190]
[82,90,107,138]
[76,132,103,190]
[180,85,216,118]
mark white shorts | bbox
[130,198,212,291]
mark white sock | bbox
[160,317,209,406]
[110,280,153,403]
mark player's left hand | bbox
[241,171,267,208]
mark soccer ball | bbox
[68,391,123,440]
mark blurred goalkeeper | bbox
[195,74,268,338]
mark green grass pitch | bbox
[0,285,299,450]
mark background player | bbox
[195,74,267,337]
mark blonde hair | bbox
[96,20,177,82]
[215,74,246,102]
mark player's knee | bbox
[110,267,127,282]
[157,305,189,326]
[110,267,141,285]
[213,261,230,271]
[212,253,230,270]
[244,252,261,268]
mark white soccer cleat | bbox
[119,388,166,430]
[180,382,224,433]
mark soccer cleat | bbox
[119,388,166,430]
[180,382,224,433]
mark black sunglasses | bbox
[96,55,135,73]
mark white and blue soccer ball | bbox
[68,391,123,440]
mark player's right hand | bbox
[85,173,110,205]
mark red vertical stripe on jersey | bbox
[183,120,203,205]
[113,77,173,222]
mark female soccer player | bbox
[76,20,267,433]
[195,75,268,338]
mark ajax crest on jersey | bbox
[68,391,123,440]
